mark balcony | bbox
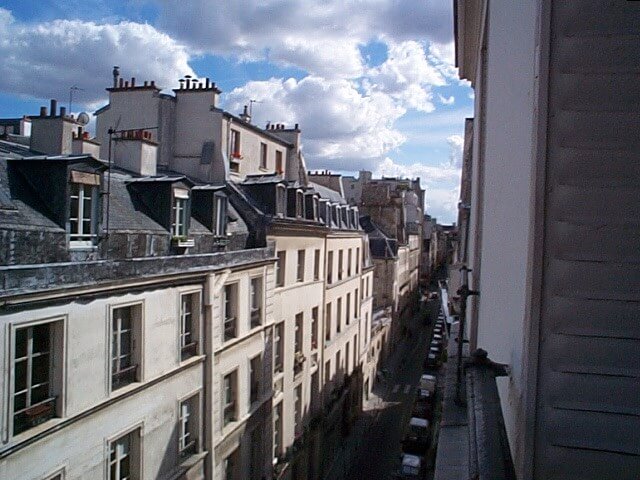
[224,317,236,342]
[13,396,56,435]
[181,341,198,360]
[250,308,261,329]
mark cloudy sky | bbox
[0,0,472,223]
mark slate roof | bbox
[309,181,347,204]
[360,215,397,258]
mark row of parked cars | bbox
[396,309,448,478]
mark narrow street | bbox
[346,297,441,480]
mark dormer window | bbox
[172,188,190,237]
[319,199,329,224]
[313,197,319,221]
[276,184,286,217]
[295,190,304,218]
[331,204,339,227]
[69,172,100,248]
[214,193,228,237]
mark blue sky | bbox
[0,1,473,223]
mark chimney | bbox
[131,77,135,87]
[179,79,185,90]
[50,99,57,117]
[143,80,148,87]
[240,105,251,123]
[31,99,75,154]
[112,66,120,88]
[40,106,47,117]
[59,106,66,117]
[205,78,210,89]
[119,78,124,88]
[184,75,191,89]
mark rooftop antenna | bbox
[69,85,84,114]
[249,99,262,119]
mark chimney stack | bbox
[50,99,57,117]
[240,105,251,123]
[59,106,66,117]
[119,78,124,88]
[112,66,120,88]
[131,77,136,87]
[40,106,47,117]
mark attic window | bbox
[230,130,241,159]
[172,188,190,237]
[276,184,286,217]
[214,193,228,237]
[313,197,319,221]
[319,199,329,224]
[331,204,339,227]
[295,190,304,218]
[69,171,100,248]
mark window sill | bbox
[69,243,98,251]
[8,416,62,444]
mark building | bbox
[94,71,375,480]
[0,102,275,480]
[434,2,640,479]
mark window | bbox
[297,249,305,282]
[179,394,200,459]
[275,150,283,174]
[172,189,189,237]
[276,184,286,217]
[273,403,283,458]
[250,277,263,328]
[327,251,333,284]
[250,355,262,405]
[230,129,241,158]
[180,293,199,360]
[353,334,358,366]
[348,249,352,277]
[12,322,61,435]
[274,322,284,374]
[345,342,350,373]
[69,180,98,247]
[111,305,140,391]
[354,289,359,319]
[260,142,267,169]
[294,313,303,355]
[109,429,140,480]
[325,303,332,342]
[324,360,331,385]
[313,249,320,280]
[336,351,341,378]
[224,448,240,480]
[294,385,302,436]
[311,307,319,350]
[336,298,342,334]
[346,293,351,325]
[338,250,343,280]
[214,193,228,237]
[223,284,238,341]
[295,190,304,218]
[276,251,286,287]
[356,247,360,274]
[223,370,237,426]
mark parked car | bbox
[402,417,431,454]
[428,292,439,300]
[419,373,437,393]
[425,352,439,368]
[393,453,425,478]
[412,396,434,420]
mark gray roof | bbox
[309,181,347,204]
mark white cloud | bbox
[0,8,194,105]
[438,94,455,105]
[156,0,453,77]
[223,76,406,171]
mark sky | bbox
[0,0,473,224]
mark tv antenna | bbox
[249,99,262,118]
[69,85,84,113]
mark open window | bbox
[275,184,286,217]
[69,171,100,248]
[172,188,190,238]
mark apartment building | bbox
[0,100,280,480]
[92,71,375,480]
[434,1,640,479]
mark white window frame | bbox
[214,193,228,237]
[275,251,286,287]
[179,291,201,361]
[275,184,286,217]
[106,425,142,480]
[172,189,189,237]
[223,283,238,342]
[10,317,65,437]
[222,369,238,427]
[109,302,143,393]
[178,391,201,459]
[296,249,305,282]
[274,322,284,374]
[260,142,268,169]
[249,276,263,328]
[69,182,98,248]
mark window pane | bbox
[32,354,50,385]
[14,359,27,391]
[14,391,26,411]
[31,383,49,404]
[15,328,27,358]
[33,324,50,353]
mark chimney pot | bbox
[179,79,185,89]
[112,66,120,88]
[295,123,299,130]
[124,81,129,88]
[144,80,148,87]
[131,77,135,87]
[150,80,155,87]
[205,78,210,88]
[83,132,89,139]
[59,106,66,117]
[78,126,83,137]
[40,106,47,117]
[185,75,191,89]
[119,78,124,88]
[50,99,57,117]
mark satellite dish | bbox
[77,112,90,126]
